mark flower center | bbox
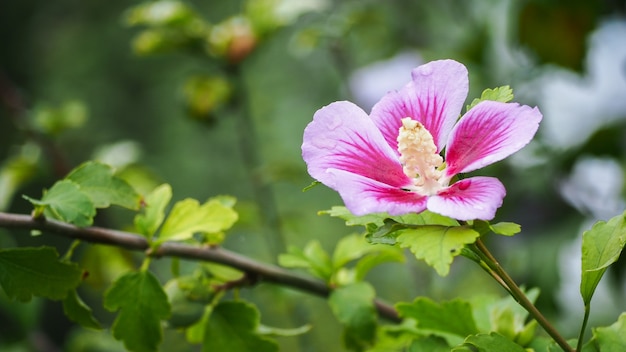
[397,117,444,195]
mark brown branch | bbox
[0,211,401,322]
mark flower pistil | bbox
[397,117,445,195]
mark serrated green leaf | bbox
[592,313,626,352]
[134,184,172,238]
[0,247,82,302]
[580,211,626,305]
[66,161,141,209]
[320,206,390,226]
[396,226,479,276]
[329,282,377,348]
[23,180,96,227]
[63,289,102,329]
[158,198,238,244]
[466,86,514,111]
[203,301,278,352]
[321,206,457,227]
[453,332,525,352]
[104,271,171,352]
[397,297,478,339]
[365,219,408,245]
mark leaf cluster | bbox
[321,206,518,277]
[23,161,141,227]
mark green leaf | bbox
[0,247,82,301]
[320,206,390,227]
[580,211,626,305]
[257,324,312,337]
[23,180,96,227]
[321,206,457,227]
[453,332,526,352]
[278,240,333,281]
[332,233,403,269]
[134,184,172,238]
[397,297,479,339]
[63,289,102,329]
[365,219,411,245]
[396,226,480,276]
[592,313,626,351]
[164,279,207,329]
[472,220,521,236]
[328,282,377,348]
[353,249,405,282]
[203,301,278,352]
[66,161,141,209]
[409,335,451,352]
[158,197,238,244]
[490,222,521,236]
[466,86,514,111]
[470,288,540,343]
[104,271,171,352]
[186,307,210,344]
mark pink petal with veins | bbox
[302,101,410,190]
[370,59,469,152]
[427,177,506,220]
[326,169,428,216]
[445,101,542,176]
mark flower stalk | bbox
[471,239,575,352]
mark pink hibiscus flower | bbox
[302,59,542,220]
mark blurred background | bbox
[1,0,625,351]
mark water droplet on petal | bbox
[311,137,337,149]
[327,116,342,130]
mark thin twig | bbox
[0,211,401,323]
[474,239,574,352]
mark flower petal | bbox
[302,101,411,189]
[370,59,469,152]
[326,169,428,216]
[427,177,505,220]
[445,101,542,176]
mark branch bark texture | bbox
[0,211,400,322]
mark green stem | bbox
[462,246,511,295]
[140,257,152,271]
[62,239,81,261]
[576,303,591,352]
[473,239,574,352]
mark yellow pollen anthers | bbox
[397,118,443,191]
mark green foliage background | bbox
[1,0,625,351]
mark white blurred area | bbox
[348,51,423,111]
[556,156,625,327]
[530,19,626,150]
[559,157,625,221]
